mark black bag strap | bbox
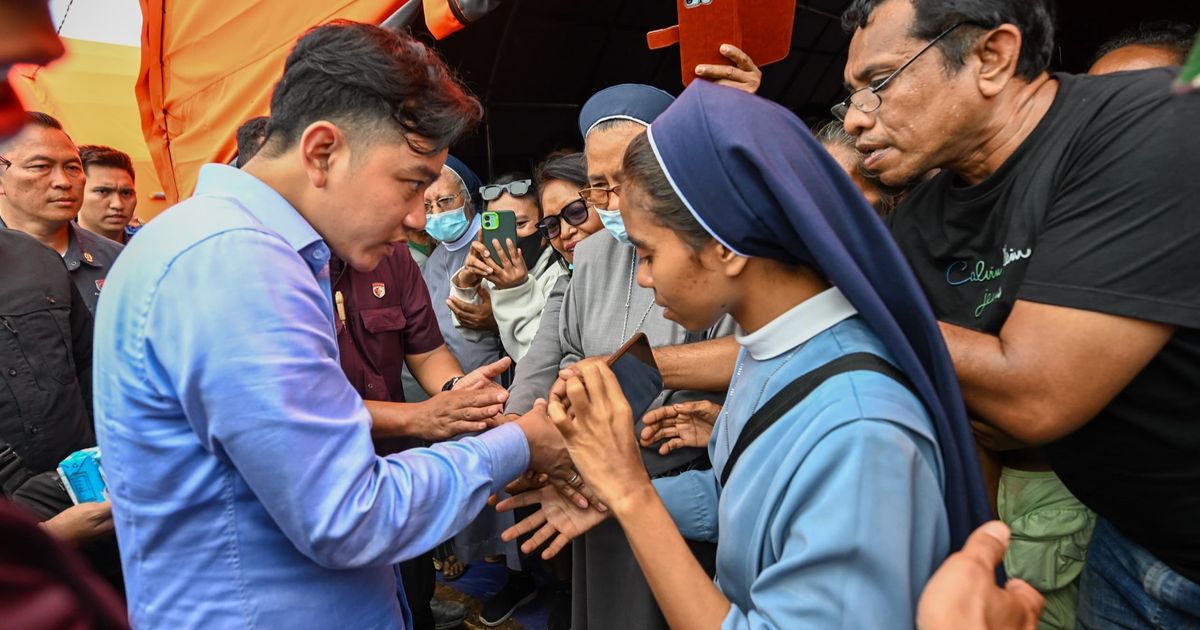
[719,352,919,488]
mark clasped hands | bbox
[499,358,722,559]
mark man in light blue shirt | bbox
[92,22,560,629]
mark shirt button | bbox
[312,249,328,261]
[46,296,57,304]
[26,424,39,435]
[6,368,15,377]
[366,383,375,390]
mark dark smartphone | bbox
[481,210,518,265]
[606,333,664,421]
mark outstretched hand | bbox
[497,483,609,559]
[640,400,720,454]
[917,521,1044,630]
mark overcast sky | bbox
[51,0,142,46]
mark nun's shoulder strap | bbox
[718,352,917,488]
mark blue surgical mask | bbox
[596,208,632,247]
[424,207,469,243]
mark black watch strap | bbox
[441,376,463,392]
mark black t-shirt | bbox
[891,68,1200,583]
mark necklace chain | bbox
[720,347,804,466]
[621,251,656,339]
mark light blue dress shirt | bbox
[654,288,949,629]
[92,164,530,629]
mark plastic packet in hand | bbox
[1174,35,1200,94]
[57,447,108,504]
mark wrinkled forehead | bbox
[844,0,922,87]
[427,166,465,197]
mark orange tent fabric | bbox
[137,0,411,205]
[9,38,171,219]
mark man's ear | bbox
[298,121,342,189]
[973,24,1023,98]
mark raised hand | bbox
[917,521,1044,630]
[453,242,495,289]
[548,360,652,513]
[483,237,530,290]
[694,44,762,94]
[640,400,721,454]
[497,483,608,559]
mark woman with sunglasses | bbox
[533,153,603,266]
[500,81,992,628]
[450,172,567,363]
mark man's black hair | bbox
[79,145,136,182]
[842,0,1056,81]
[262,21,482,157]
[1093,20,1197,65]
[235,116,269,168]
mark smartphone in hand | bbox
[481,210,518,265]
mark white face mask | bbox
[596,207,632,247]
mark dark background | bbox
[406,0,1200,179]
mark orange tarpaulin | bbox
[9,38,170,219]
[137,0,411,205]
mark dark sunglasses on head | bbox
[536,199,590,239]
[479,179,532,201]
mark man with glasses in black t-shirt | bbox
[839,1,1200,628]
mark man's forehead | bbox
[844,0,919,84]
[86,165,133,181]
[2,125,78,158]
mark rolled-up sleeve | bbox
[654,469,719,543]
[148,230,529,569]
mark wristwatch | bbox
[441,376,463,392]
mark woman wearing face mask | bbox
[533,153,602,267]
[501,82,992,629]
[450,172,568,363]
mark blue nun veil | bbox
[645,80,990,552]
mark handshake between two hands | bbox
[498,357,723,560]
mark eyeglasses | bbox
[832,22,968,122]
[578,184,622,209]
[536,199,591,239]
[424,192,462,213]
[479,179,532,201]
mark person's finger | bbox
[501,509,546,541]
[549,476,589,509]
[542,533,571,560]
[476,357,513,380]
[521,521,560,555]
[718,43,757,72]
[563,376,592,422]
[497,489,545,513]
[592,361,631,419]
[960,520,1011,570]
[694,64,752,83]
[495,238,515,268]
[660,437,686,455]
[641,404,677,428]
[547,394,573,436]
[1005,579,1046,623]
[447,420,489,435]
[446,298,466,317]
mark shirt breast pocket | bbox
[357,306,409,371]
[1,308,77,387]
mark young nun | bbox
[503,81,991,628]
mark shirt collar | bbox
[736,286,858,361]
[65,222,103,269]
[194,164,324,255]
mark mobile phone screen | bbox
[607,334,664,421]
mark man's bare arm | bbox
[942,300,1172,445]
[652,336,738,392]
